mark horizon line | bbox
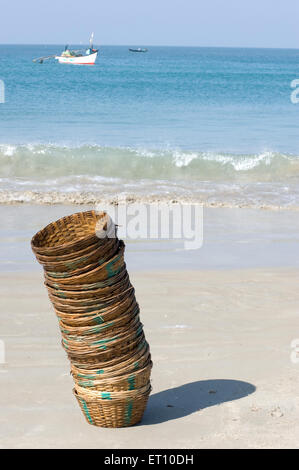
[0,43,298,50]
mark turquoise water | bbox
[0,45,299,207]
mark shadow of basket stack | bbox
[31,210,152,428]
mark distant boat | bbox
[129,48,148,53]
[56,33,98,64]
[33,33,98,65]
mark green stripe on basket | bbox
[65,256,89,270]
[50,272,69,279]
[58,291,66,299]
[128,374,135,390]
[88,326,102,334]
[77,370,103,378]
[106,262,115,278]
[92,336,118,346]
[78,380,93,387]
[134,361,139,370]
[94,315,104,324]
[89,321,114,334]
[78,373,95,379]
[125,399,133,425]
[65,260,78,270]
[136,325,143,337]
[60,328,70,334]
[101,392,111,400]
[79,398,94,424]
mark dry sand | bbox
[1,266,299,449]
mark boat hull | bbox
[55,52,98,65]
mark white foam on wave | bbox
[201,151,275,171]
[173,151,198,167]
[0,143,298,186]
[0,145,17,157]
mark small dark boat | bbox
[129,48,148,53]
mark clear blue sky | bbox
[1,0,298,47]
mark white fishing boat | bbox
[55,33,98,65]
[55,50,98,65]
[33,33,98,65]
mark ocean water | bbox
[0,45,299,208]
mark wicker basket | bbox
[61,320,144,356]
[59,306,139,337]
[49,290,134,318]
[55,302,139,331]
[71,342,151,380]
[45,268,129,299]
[31,211,114,257]
[44,241,125,286]
[38,238,119,273]
[75,361,152,392]
[74,383,151,427]
[44,265,129,292]
[47,274,131,305]
[60,313,141,345]
[31,210,152,428]
[71,337,150,375]
[66,332,146,366]
[53,290,136,320]
[35,239,101,264]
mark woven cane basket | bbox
[59,307,139,338]
[70,340,150,375]
[75,361,152,392]
[31,210,113,257]
[38,238,119,273]
[31,210,152,427]
[66,332,146,367]
[44,242,125,285]
[45,269,129,299]
[47,275,131,305]
[74,383,151,427]
[45,265,129,292]
[71,342,151,380]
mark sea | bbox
[1,44,299,209]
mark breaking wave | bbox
[1,144,299,208]
[0,143,299,182]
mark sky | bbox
[0,0,298,48]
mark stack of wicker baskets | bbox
[31,210,152,427]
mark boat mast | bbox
[89,32,94,50]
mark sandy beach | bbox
[1,204,299,448]
[1,0,299,451]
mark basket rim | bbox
[61,319,143,350]
[44,240,125,284]
[61,315,142,344]
[72,356,151,381]
[71,342,150,375]
[44,264,128,292]
[74,382,151,401]
[75,360,152,387]
[68,337,148,369]
[31,210,110,254]
[46,272,130,301]
[59,306,139,334]
[40,238,119,271]
[65,331,145,359]
[52,288,135,317]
